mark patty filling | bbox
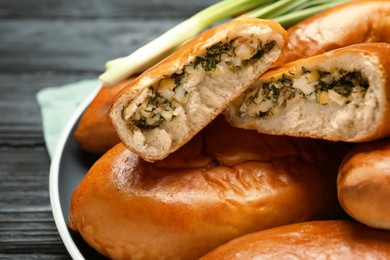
[240,67,369,119]
[122,38,277,132]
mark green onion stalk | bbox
[99,0,351,86]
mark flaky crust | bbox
[201,220,390,259]
[109,17,288,162]
[226,43,390,142]
[74,77,136,154]
[275,0,390,66]
[69,116,348,260]
[338,138,390,230]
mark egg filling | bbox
[123,38,277,132]
[240,67,369,118]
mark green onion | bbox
[99,0,350,86]
[272,0,350,27]
[243,0,300,19]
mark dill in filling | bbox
[132,115,164,131]
[129,87,175,131]
[252,40,276,59]
[130,38,278,130]
[316,69,369,96]
[245,68,369,119]
[194,41,231,71]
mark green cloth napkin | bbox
[36,79,101,158]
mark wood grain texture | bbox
[0,0,217,19]
[0,0,218,258]
[0,20,179,73]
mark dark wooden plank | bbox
[0,146,67,257]
[0,255,70,260]
[0,72,98,147]
[0,0,217,19]
[0,70,96,258]
[0,254,70,260]
[0,19,183,73]
[0,146,50,207]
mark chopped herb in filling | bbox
[132,115,164,131]
[242,68,369,119]
[316,69,369,96]
[128,86,178,131]
[252,40,276,59]
[125,37,278,131]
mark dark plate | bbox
[49,86,108,259]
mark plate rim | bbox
[49,84,102,260]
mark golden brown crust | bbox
[275,0,390,66]
[226,43,390,142]
[338,138,390,230]
[74,77,136,154]
[69,116,348,260]
[109,17,288,162]
[201,220,390,259]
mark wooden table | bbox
[0,0,217,258]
